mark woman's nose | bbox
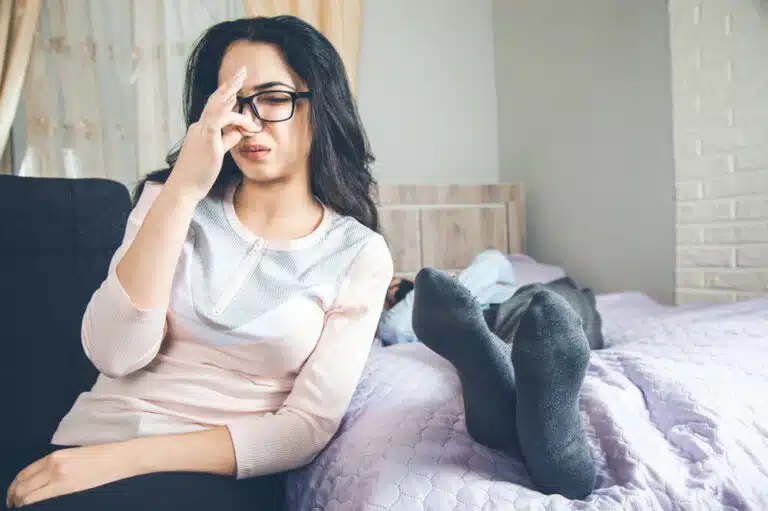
[242,106,264,133]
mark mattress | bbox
[285,292,768,510]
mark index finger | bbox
[203,66,247,119]
[217,66,247,99]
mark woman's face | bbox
[218,41,312,184]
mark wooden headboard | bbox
[377,183,525,277]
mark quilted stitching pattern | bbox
[286,293,768,510]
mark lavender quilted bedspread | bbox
[286,293,768,510]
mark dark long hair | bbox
[135,15,379,232]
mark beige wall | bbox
[493,0,677,304]
[670,0,768,304]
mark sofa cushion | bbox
[0,175,131,452]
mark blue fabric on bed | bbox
[377,249,517,346]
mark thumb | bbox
[222,127,243,152]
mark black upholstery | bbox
[0,175,131,483]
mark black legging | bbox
[3,445,284,511]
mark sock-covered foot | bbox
[512,289,595,499]
[412,268,520,454]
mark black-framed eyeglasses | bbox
[234,90,312,123]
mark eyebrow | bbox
[247,81,297,93]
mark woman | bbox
[6,15,392,510]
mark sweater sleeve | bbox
[81,182,168,378]
[226,234,394,479]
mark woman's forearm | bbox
[129,426,237,477]
[116,177,200,310]
[81,177,202,377]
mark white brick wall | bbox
[669,0,768,304]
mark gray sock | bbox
[512,288,595,499]
[412,268,520,454]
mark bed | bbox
[284,184,768,510]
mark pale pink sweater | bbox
[51,182,394,479]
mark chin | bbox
[233,158,286,184]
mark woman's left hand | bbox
[6,442,138,508]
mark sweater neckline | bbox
[222,181,332,251]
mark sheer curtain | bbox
[18,0,243,187]
[1,0,41,174]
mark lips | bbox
[241,144,270,153]
[239,144,271,161]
